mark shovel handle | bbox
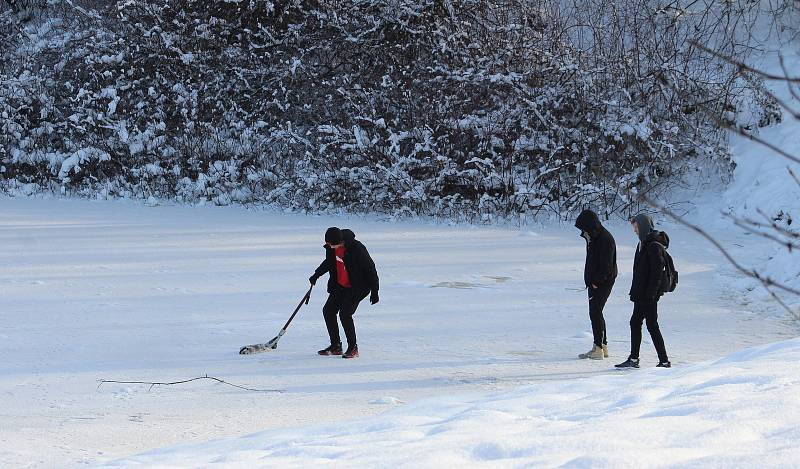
[280,285,313,331]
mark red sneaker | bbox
[342,345,359,359]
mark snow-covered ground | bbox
[3,18,799,467]
[1,196,797,467]
[107,339,800,468]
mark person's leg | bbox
[339,311,356,348]
[644,301,669,363]
[322,292,342,346]
[598,283,613,357]
[629,302,645,359]
[339,291,363,348]
[589,284,612,347]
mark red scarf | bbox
[335,246,351,288]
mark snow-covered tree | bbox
[0,0,783,219]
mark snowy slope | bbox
[104,339,800,468]
[691,40,800,313]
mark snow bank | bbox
[723,43,800,225]
[106,339,800,468]
[710,44,800,312]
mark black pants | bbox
[629,300,669,362]
[588,283,613,347]
[323,287,364,347]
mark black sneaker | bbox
[342,345,359,359]
[657,361,672,368]
[318,343,342,356]
[615,357,640,368]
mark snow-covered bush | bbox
[0,0,782,220]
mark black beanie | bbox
[325,227,343,245]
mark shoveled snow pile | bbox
[105,339,800,468]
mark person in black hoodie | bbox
[309,227,379,359]
[616,214,671,368]
[575,209,618,360]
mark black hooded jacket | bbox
[313,229,379,298]
[575,210,618,288]
[629,229,669,302]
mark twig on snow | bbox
[97,374,284,393]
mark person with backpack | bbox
[574,209,618,360]
[309,227,379,359]
[615,214,673,369]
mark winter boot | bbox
[342,344,359,359]
[579,345,604,360]
[578,345,594,359]
[656,361,671,368]
[318,343,343,356]
[602,344,609,358]
[615,357,640,368]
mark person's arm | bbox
[644,242,665,300]
[590,234,615,287]
[310,258,329,285]
[358,244,380,303]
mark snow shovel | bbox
[239,285,313,355]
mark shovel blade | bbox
[239,335,280,355]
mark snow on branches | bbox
[0,0,782,219]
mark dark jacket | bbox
[313,229,379,298]
[575,210,618,288]
[629,229,669,302]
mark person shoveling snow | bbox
[310,227,380,359]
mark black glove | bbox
[370,291,379,305]
[309,275,318,285]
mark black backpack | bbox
[653,241,678,294]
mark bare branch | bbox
[690,40,800,83]
[740,70,800,121]
[779,55,800,106]
[755,208,800,239]
[658,73,800,165]
[788,167,800,190]
[97,375,284,393]
[725,208,800,241]
[724,213,800,252]
[762,285,800,321]
[690,39,800,121]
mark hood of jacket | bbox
[575,209,602,235]
[632,213,655,242]
[342,229,356,245]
